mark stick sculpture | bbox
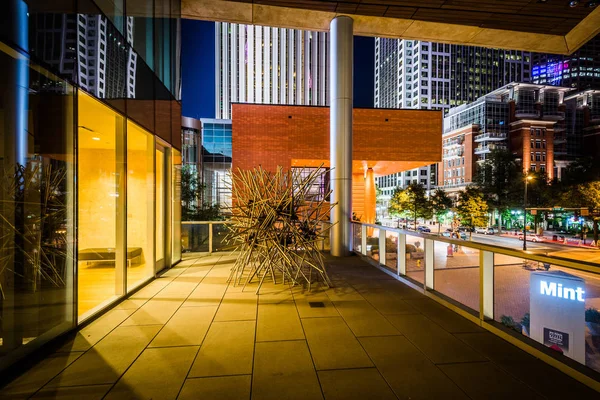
[224,165,335,293]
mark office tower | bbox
[374,39,531,215]
[532,33,600,91]
[215,22,329,119]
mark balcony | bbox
[443,137,464,148]
[542,110,565,121]
[443,147,464,159]
[474,132,507,142]
[554,134,567,145]
[474,143,507,154]
[515,109,540,118]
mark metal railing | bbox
[351,221,600,391]
[474,144,507,154]
[474,132,507,142]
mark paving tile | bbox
[113,298,147,310]
[439,361,545,400]
[257,285,294,304]
[179,376,251,400]
[317,368,396,400]
[358,289,419,315]
[214,290,257,321]
[332,300,400,337]
[129,279,170,300]
[0,352,83,399]
[104,346,198,400]
[153,279,198,301]
[455,332,537,364]
[301,317,372,370]
[189,320,255,377]
[404,298,483,333]
[252,341,323,400]
[31,384,111,399]
[121,298,183,326]
[256,301,304,342]
[182,281,228,307]
[47,325,161,386]
[150,305,218,347]
[324,284,365,302]
[56,309,136,352]
[292,288,340,319]
[386,314,487,364]
[359,336,468,400]
[495,357,600,400]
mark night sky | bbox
[182,20,375,119]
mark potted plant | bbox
[500,315,521,333]
[585,308,600,336]
[520,313,530,337]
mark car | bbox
[458,226,475,233]
[518,233,544,242]
[475,227,496,235]
[417,226,431,233]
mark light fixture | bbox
[569,0,579,6]
[587,0,598,7]
[92,137,101,141]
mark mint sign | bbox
[543,328,569,353]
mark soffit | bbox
[182,0,600,54]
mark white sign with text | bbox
[530,270,585,364]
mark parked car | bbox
[518,233,544,242]
[475,227,496,235]
[458,226,475,233]
[417,226,431,233]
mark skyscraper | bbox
[532,33,600,91]
[374,39,531,217]
[215,22,329,119]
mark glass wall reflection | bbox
[127,121,155,292]
[77,91,121,319]
[0,44,75,368]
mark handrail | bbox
[351,221,600,273]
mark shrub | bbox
[585,308,600,324]
[520,313,530,331]
[500,315,521,332]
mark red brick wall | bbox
[232,104,442,173]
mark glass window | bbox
[77,91,123,319]
[127,121,155,291]
[0,45,75,365]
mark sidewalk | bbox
[1,253,597,399]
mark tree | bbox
[560,181,600,243]
[431,189,453,234]
[474,149,522,228]
[388,183,432,229]
[181,165,223,221]
[456,187,488,239]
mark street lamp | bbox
[523,175,533,250]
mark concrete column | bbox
[329,16,353,257]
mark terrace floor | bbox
[1,253,598,399]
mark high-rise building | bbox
[374,39,531,214]
[438,83,572,196]
[215,22,329,119]
[532,33,600,91]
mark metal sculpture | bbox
[224,165,335,293]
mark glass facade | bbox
[200,119,232,207]
[0,0,181,372]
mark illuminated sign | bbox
[540,280,585,302]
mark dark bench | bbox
[79,247,143,267]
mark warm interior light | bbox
[92,137,101,141]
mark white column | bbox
[255,27,262,103]
[288,29,294,103]
[329,16,353,257]
[264,27,271,103]
[272,28,278,103]
[247,25,254,103]
[238,24,246,103]
[481,250,494,320]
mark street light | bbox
[523,175,533,251]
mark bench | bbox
[79,247,143,267]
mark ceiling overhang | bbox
[182,0,600,54]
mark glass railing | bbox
[182,220,331,253]
[352,221,600,385]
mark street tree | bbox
[560,181,600,243]
[388,183,432,229]
[431,188,453,234]
[474,149,522,228]
[456,187,488,239]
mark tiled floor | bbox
[1,253,598,399]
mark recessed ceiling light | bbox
[92,137,101,141]
[587,0,598,7]
[569,0,579,6]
